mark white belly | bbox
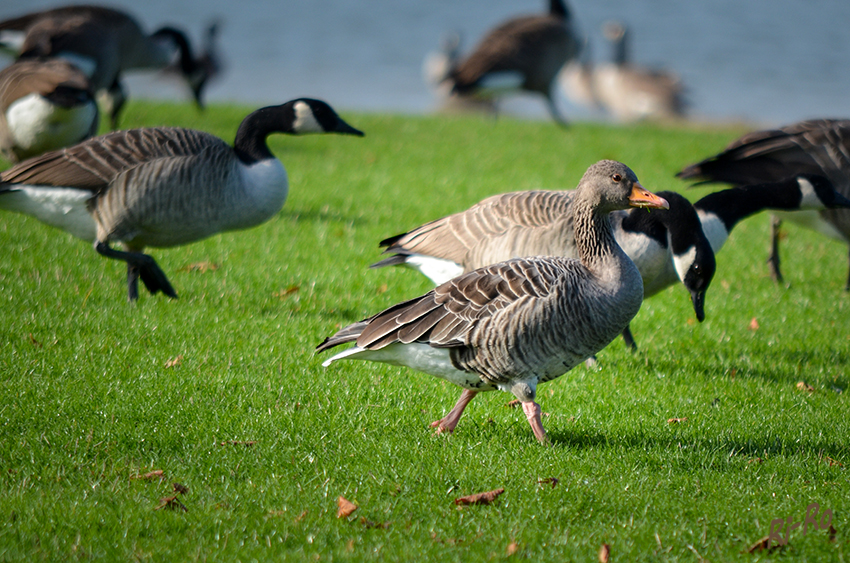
[6,94,96,155]
[0,187,96,241]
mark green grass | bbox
[0,100,847,561]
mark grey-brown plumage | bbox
[0,98,363,301]
[1,5,219,128]
[446,0,581,126]
[319,161,669,442]
[677,119,850,287]
[0,57,98,161]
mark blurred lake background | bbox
[2,0,849,126]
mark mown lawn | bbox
[0,101,846,561]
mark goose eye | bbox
[611,174,622,182]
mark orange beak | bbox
[628,183,669,209]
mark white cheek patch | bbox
[797,177,827,209]
[697,210,729,253]
[293,101,323,133]
[672,245,697,283]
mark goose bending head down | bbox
[318,161,668,443]
[0,98,364,301]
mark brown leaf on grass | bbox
[164,355,184,369]
[506,542,519,556]
[599,543,611,563]
[746,536,780,553]
[155,495,187,512]
[346,539,355,552]
[178,261,219,273]
[537,477,559,488]
[823,456,843,467]
[505,399,521,408]
[29,333,42,348]
[220,440,257,447]
[337,496,358,518]
[667,417,688,424]
[376,284,388,295]
[131,470,164,480]
[273,285,301,299]
[748,317,760,331]
[747,457,764,465]
[359,517,391,529]
[454,488,505,506]
[829,524,837,542]
[796,381,815,393]
[295,510,308,522]
[172,483,189,495]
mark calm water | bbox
[2,0,849,126]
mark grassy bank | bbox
[0,101,847,561]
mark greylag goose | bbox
[0,98,363,301]
[445,0,581,126]
[0,57,98,162]
[0,5,220,128]
[318,160,669,442]
[371,189,714,350]
[678,120,850,287]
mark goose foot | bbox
[767,215,784,283]
[430,389,478,434]
[522,401,548,443]
[95,241,177,300]
[621,325,638,351]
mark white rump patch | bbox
[403,254,464,285]
[293,101,323,133]
[7,94,96,153]
[672,246,697,283]
[697,210,729,253]
[0,186,96,241]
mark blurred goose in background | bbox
[0,98,363,301]
[319,161,669,443]
[372,188,714,350]
[678,120,850,288]
[592,21,686,122]
[0,57,98,162]
[0,5,220,128]
[444,0,581,126]
[422,31,496,115]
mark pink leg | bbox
[430,389,478,434]
[522,401,548,443]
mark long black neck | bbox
[549,0,569,19]
[152,27,195,74]
[694,181,800,231]
[233,104,295,164]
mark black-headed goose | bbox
[678,120,850,287]
[371,189,715,350]
[319,161,668,442]
[0,57,98,162]
[1,5,219,128]
[0,98,363,300]
[445,0,581,126]
[592,21,686,122]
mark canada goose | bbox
[422,31,496,116]
[677,120,850,287]
[0,98,363,301]
[445,0,581,126]
[319,161,669,443]
[592,21,686,122]
[371,189,715,350]
[0,57,98,162]
[0,5,219,128]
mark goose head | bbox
[578,160,669,214]
[153,25,220,109]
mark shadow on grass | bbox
[279,206,369,226]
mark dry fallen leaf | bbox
[29,333,42,348]
[829,524,837,543]
[823,456,843,467]
[164,355,184,369]
[337,496,358,518]
[273,285,300,299]
[360,517,391,529]
[295,510,308,522]
[748,318,760,331]
[131,470,164,480]
[172,483,189,495]
[155,495,187,512]
[599,543,611,563]
[667,417,688,424]
[746,536,780,553]
[454,488,505,506]
[506,542,519,556]
[178,261,219,273]
[537,477,559,488]
[376,283,388,294]
[796,381,815,393]
[748,458,764,465]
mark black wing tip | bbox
[369,254,408,269]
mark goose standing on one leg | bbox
[445,0,581,126]
[677,120,850,288]
[0,57,98,162]
[0,98,363,301]
[0,5,220,128]
[318,161,669,443]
